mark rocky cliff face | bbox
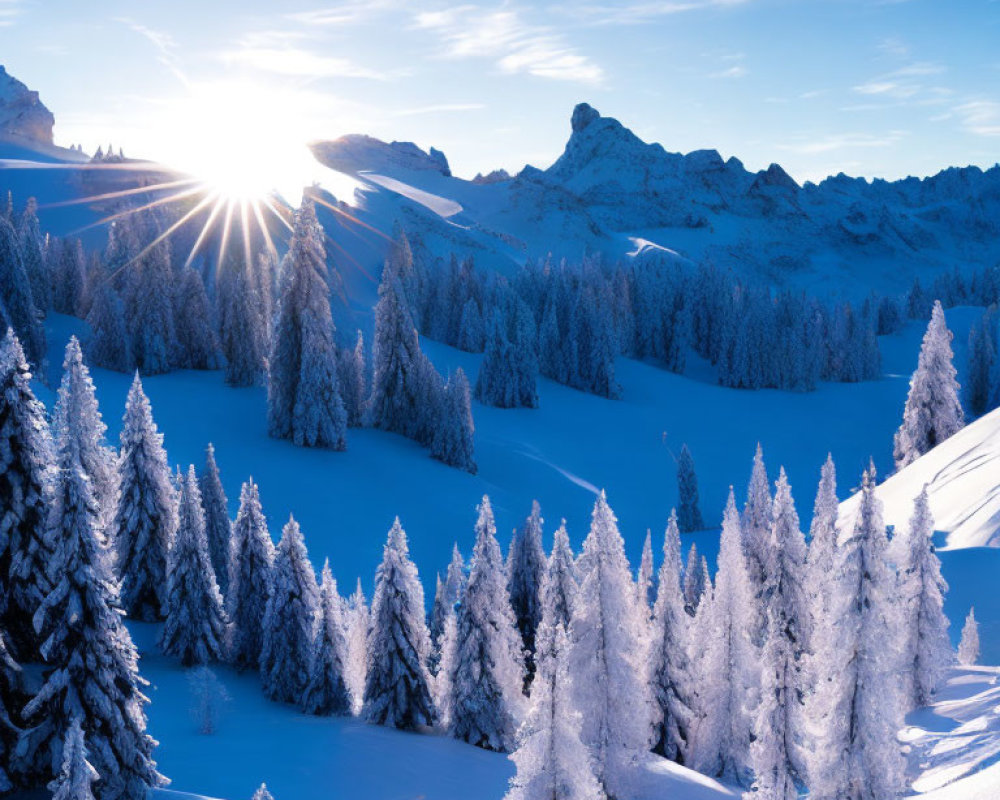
[0,66,54,145]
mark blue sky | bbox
[2,0,999,184]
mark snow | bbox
[359,172,464,219]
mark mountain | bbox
[0,64,54,145]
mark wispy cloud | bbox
[777,130,908,155]
[220,44,391,80]
[286,2,401,27]
[0,0,22,28]
[414,7,604,85]
[392,103,486,116]
[851,62,949,104]
[566,0,749,26]
[710,64,747,79]
[115,17,188,84]
[955,101,1000,137]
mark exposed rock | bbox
[0,66,54,145]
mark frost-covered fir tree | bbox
[0,332,53,659]
[218,255,267,388]
[53,239,86,317]
[344,578,368,713]
[24,387,163,800]
[17,197,49,314]
[569,492,651,797]
[260,516,318,704]
[268,198,347,450]
[227,480,274,671]
[339,330,367,427]
[0,218,45,366]
[504,603,602,800]
[897,487,951,706]
[430,544,465,654]
[547,521,578,629]
[431,367,477,473]
[476,308,538,408]
[805,465,906,800]
[636,529,655,618]
[676,444,704,532]
[173,268,222,370]
[965,315,995,417]
[302,561,351,716]
[85,282,132,372]
[448,497,525,751]
[159,467,227,666]
[52,337,116,526]
[742,444,772,646]
[363,519,437,729]
[199,444,232,598]
[48,719,98,800]
[458,298,485,352]
[748,468,808,798]
[507,501,546,683]
[125,237,176,375]
[686,489,755,782]
[805,454,838,653]
[683,543,707,615]
[650,510,695,762]
[0,630,21,793]
[893,301,964,469]
[252,783,274,800]
[958,608,979,666]
[113,374,176,621]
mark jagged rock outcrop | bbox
[0,66,54,145]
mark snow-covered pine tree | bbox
[569,492,651,797]
[431,367,477,473]
[650,510,695,762]
[52,337,116,526]
[897,486,951,706]
[159,466,227,667]
[958,608,979,666]
[431,543,466,660]
[344,578,368,713]
[17,197,49,314]
[24,387,163,800]
[504,603,602,800]
[251,783,275,800]
[85,282,132,372]
[338,330,366,427]
[457,298,484,353]
[0,630,21,793]
[113,374,176,621]
[0,218,45,366]
[448,497,525,751]
[683,543,707,615]
[260,516,318,704]
[268,198,347,450]
[686,489,755,783]
[805,464,906,800]
[125,237,176,375]
[893,300,964,469]
[676,444,704,532]
[748,468,808,798]
[636,529,655,619]
[228,480,274,671]
[805,454,838,654]
[302,560,351,716]
[965,314,995,417]
[0,332,54,659]
[218,254,266,388]
[742,443,772,646]
[547,521,578,629]
[507,501,546,683]
[198,444,232,598]
[48,719,98,800]
[173,268,222,370]
[53,239,86,317]
[363,518,436,729]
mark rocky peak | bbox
[0,66,54,145]
[571,102,601,133]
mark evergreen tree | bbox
[686,489,755,783]
[363,519,436,729]
[159,466,228,667]
[252,783,275,800]
[636,529,655,617]
[228,480,274,671]
[218,254,267,387]
[0,332,54,659]
[504,608,602,800]
[683,543,706,615]
[113,374,176,621]
[805,465,906,800]
[0,217,45,366]
[17,197,49,313]
[805,455,838,654]
[268,198,347,449]
[569,492,651,798]
[53,239,86,317]
[448,497,525,751]
[344,578,369,714]
[173,268,222,370]
[458,298,485,353]
[125,237,176,375]
[958,608,979,666]
[897,486,951,707]
[965,314,995,417]
[339,330,367,427]
[476,308,537,408]
[893,300,964,469]
[85,282,132,372]
[0,630,21,793]
[24,385,163,800]
[650,510,694,762]
[302,561,351,716]
[547,521,578,629]
[676,444,704,532]
[260,516,318,703]
[199,443,232,598]
[507,501,546,683]
[48,719,98,800]
[431,544,465,654]
[742,443,772,646]
[431,367,477,473]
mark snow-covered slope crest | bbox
[0,65,54,145]
[839,406,1000,549]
